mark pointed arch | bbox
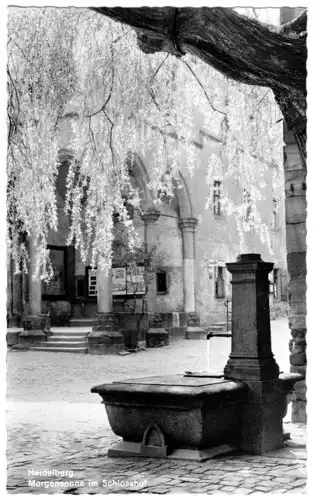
[174,172,194,218]
[58,148,75,164]
[127,153,154,208]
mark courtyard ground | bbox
[6,317,307,494]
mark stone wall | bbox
[283,123,307,423]
[192,160,288,328]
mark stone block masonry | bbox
[283,123,307,423]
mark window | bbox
[213,181,222,216]
[272,199,278,230]
[243,189,252,221]
[88,268,97,297]
[215,266,225,299]
[156,270,167,293]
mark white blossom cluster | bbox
[7,7,283,280]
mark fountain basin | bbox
[91,373,248,460]
[91,371,303,460]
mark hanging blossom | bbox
[7,7,283,280]
[7,7,78,280]
[204,75,283,254]
[62,12,202,274]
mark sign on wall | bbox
[112,266,145,295]
[126,265,145,295]
[87,266,146,296]
[112,268,127,295]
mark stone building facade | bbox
[7,106,288,337]
[6,6,295,356]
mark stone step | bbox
[30,346,88,353]
[47,336,88,342]
[50,327,92,336]
[38,340,88,348]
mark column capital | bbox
[179,217,198,233]
[141,208,160,225]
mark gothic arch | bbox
[174,172,194,219]
[57,148,194,220]
[127,153,153,208]
[58,148,75,164]
[128,154,194,219]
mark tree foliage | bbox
[7,7,286,281]
[93,7,307,131]
[7,8,78,277]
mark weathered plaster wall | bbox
[154,202,184,313]
[56,94,288,323]
[175,135,288,327]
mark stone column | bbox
[29,236,42,316]
[6,256,24,345]
[223,253,302,454]
[141,208,160,312]
[7,256,22,327]
[97,266,113,314]
[283,123,307,423]
[11,265,23,327]
[179,217,197,313]
[20,235,50,344]
[179,217,206,340]
[89,258,125,354]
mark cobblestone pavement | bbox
[6,318,308,494]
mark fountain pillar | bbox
[224,253,299,454]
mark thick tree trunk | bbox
[92,7,306,137]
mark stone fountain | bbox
[91,254,303,460]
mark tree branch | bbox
[91,7,307,130]
[182,60,226,117]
